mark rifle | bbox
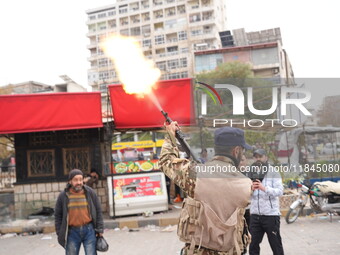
[161,110,200,163]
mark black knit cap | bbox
[68,169,84,180]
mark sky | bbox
[0,0,339,108]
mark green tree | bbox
[0,135,14,163]
[195,62,275,120]
[245,131,278,164]
[188,127,214,149]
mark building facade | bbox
[86,0,227,92]
[0,78,87,95]
[194,28,295,84]
[317,95,340,127]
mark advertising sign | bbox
[112,159,159,174]
[107,172,168,217]
[113,174,163,200]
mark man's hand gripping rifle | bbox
[161,110,200,163]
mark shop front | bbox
[108,139,168,217]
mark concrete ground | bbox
[1,214,340,255]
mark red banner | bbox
[108,78,195,129]
[0,92,103,134]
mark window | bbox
[119,5,128,14]
[167,46,178,52]
[165,7,176,17]
[178,31,187,41]
[160,74,168,80]
[155,35,165,45]
[154,1,163,6]
[189,14,201,23]
[89,15,96,20]
[130,3,140,11]
[110,70,116,78]
[99,71,109,80]
[180,71,188,78]
[154,10,163,18]
[120,17,128,26]
[88,24,96,33]
[167,59,179,69]
[142,13,150,21]
[131,27,141,36]
[156,61,166,71]
[180,58,187,68]
[100,83,107,92]
[142,0,149,8]
[181,47,189,53]
[98,13,106,19]
[98,22,106,30]
[108,20,116,28]
[191,30,202,36]
[131,15,140,24]
[168,72,181,79]
[164,19,177,29]
[27,149,55,177]
[143,39,152,47]
[177,5,186,14]
[108,10,116,16]
[98,58,108,67]
[63,147,91,175]
[142,25,151,35]
[120,29,129,36]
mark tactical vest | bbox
[177,157,252,255]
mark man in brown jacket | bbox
[159,122,253,255]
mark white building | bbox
[86,0,227,92]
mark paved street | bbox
[1,215,340,255]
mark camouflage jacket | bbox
[159,138,250,255]
[159,138,197,198]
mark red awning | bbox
[0,92,103,134]
[109,78,196,129]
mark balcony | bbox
[156,48,189,58]
[167,38,178,43]
[87,54,98,61]
[87,43,97,49]
[155,14,164,19]
[166,11,176,17]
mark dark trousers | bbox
[165,176,171,203]
[249,215,284,255]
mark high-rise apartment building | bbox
[86,0,227,92]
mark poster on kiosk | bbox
[107,140,168,217]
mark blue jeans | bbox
[66,223,97,255]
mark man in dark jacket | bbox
[55,169,104,255]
